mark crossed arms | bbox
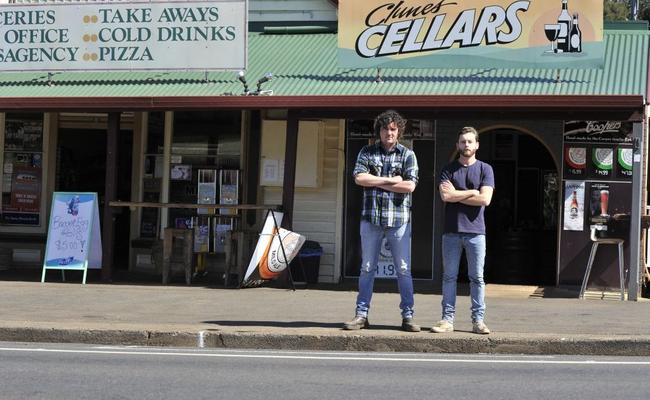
[439,180,493,206]
[354,174,416,194]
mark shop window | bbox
[1,113,44,227]
[168,111,241,250]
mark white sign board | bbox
[0,0,247,71]
[42,192,102,284]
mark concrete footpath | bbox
[1,280,649,356]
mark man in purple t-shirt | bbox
[432,127,495,335]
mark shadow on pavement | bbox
[204,320,417,332]
[203,320,344,329]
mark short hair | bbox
[374,110,407,139]
[458,126,479,142]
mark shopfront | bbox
[0,10,648,294]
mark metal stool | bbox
[579,227,625,300]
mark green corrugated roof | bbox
[0,30,648,99]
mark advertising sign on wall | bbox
[2,116,43,226]
[559,121,633,287]
[564,120,633,144]
[338,0,604,69]
[0,0,247,71]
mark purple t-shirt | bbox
[439,160,495,235]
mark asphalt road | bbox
[1,342,649,400]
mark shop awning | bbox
[0,29,647,112]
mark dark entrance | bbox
[481,129,558,285]
[56,128,133,269]
[343,119,435,280]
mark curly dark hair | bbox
[373,110,407,139]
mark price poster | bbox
[616,147,633,179]
[376,237,397,279]
[41,192,102,284]
[591,147,613,179]
[563,146,586,178]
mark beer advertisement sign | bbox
[564,120,633,144]
[0,0,247,72]
[588,182,610,219]
[616,148,633,179]
[563,180,584,231]
[563,121,633,182]
[564,146,586,178]
[338,0,604,69]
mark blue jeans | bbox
[355,220,414,319]
[441,233,486,323]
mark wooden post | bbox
[102,112,119,282]
[244,110,261,227]
[281,111,299,230]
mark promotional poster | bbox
[589,182,610,218]
[563,146,586,178]
[376,238,397,279]
[563,180,584,231]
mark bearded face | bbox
[460,147,477,157]
[456,132,479,159]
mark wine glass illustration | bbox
[544,24,561,53]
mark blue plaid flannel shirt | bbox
[353,142,419,227]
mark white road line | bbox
[0,347,649,365]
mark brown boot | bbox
[401,317,421,332]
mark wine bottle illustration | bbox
[570,14,582,53]
[556,0,572,53]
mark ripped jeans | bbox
[355,220,414,319]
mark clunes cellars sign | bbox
[338,0,604,69]
[0,0,247,71]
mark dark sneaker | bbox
[343,316,369,330]
[401,317,421,332]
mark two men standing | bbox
[344,112,494,334]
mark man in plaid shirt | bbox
[343,110,420,332]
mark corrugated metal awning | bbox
[0,30,647,111]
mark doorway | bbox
[343,118,435,280]
[56,128,133,269]
[480,129,559,285]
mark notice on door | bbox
[41,192,102,284]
